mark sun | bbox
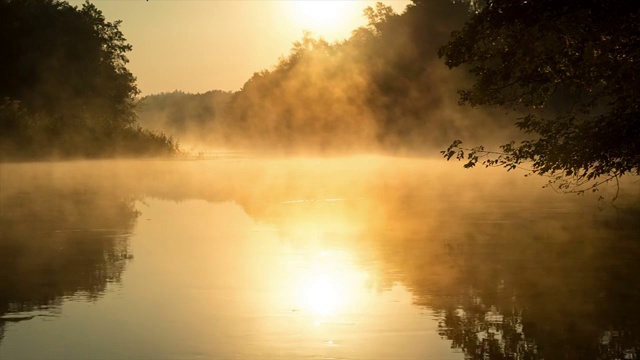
[292,1,351,27]
[287,1,361,39]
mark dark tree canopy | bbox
[0,0,137,123]
[440,0,640,195]
[209,0,478,154]
[0,0,176,159]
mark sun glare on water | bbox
[306,274,340,315]
[297,250,367,321]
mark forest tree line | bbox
[0,0,177,160]
[1,0,637,193]
[140,0,514,154]
[139,0,639,194]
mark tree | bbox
[439,0,640,197]
[0,0,138,124]
[217,0,474,153]
[0,0,175,159]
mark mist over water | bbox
[1,157,639,359]
[2,0,638,358]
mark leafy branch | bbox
[441,139,624,202]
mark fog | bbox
[2,0,522,160]
[1,157,639,358]
[2,0,640,358]
[136,1,518,155]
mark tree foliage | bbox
[0,0,176,159]
[439,0,640,196]
[222,33,382,152]
[209,0,477,154]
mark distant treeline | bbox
[0,0,177,161]
[137,91,232,150]
[139,1,516,154]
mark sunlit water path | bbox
[1,158,639,359]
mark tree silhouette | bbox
[0,0,176,159]
[440,0,640,195]
[0,0,137,124]
[212,0,482,154]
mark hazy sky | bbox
[68,1,411,95]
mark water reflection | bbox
[0,158,638,359]
[428,211,640,360]
[0,182,137,345]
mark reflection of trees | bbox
[0,184,138,343]
[216,159,640,359]
[98,160,640,358]
[370,195,640,360]
[2,159,638,359]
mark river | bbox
[1,157,639,359]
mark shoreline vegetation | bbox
[0,0,178,162]
[1,0,637,199]
[1,0,484,162]
[0,98,178,162]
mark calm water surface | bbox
[0,157,639,359]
